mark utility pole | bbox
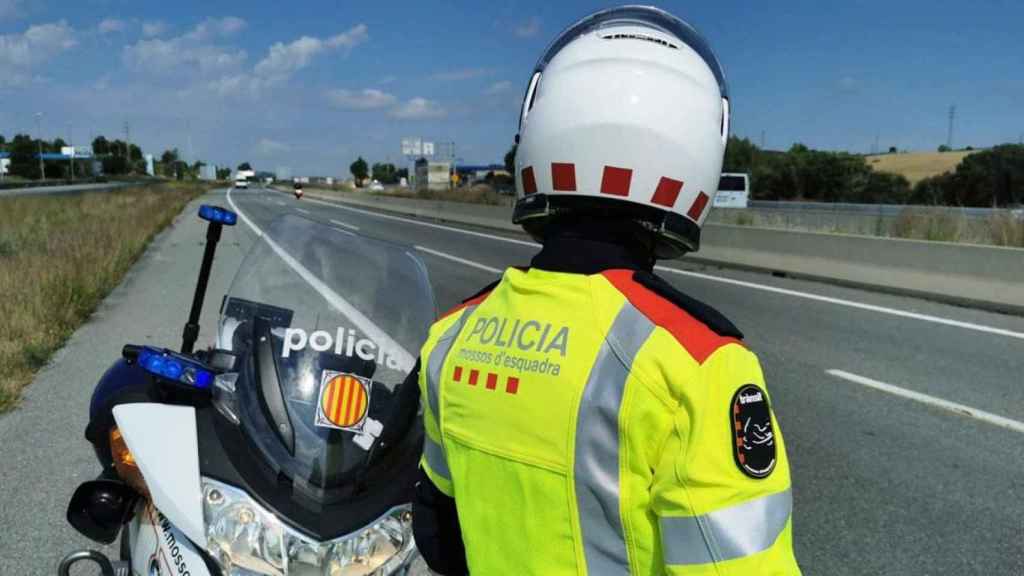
[872,130,880,155]
[946,105,956,150]
[35,112,45,181]
[68,121,74,182]
[760,130,766,150]
[124,121,131,174]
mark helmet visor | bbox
[534,5,728,100]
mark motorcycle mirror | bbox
[66,477,139,544]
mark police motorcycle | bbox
[60,206,437,575]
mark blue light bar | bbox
[138,347,214,389]
[198,205,238,226]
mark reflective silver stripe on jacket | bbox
[423,434,450,479]
[423,305,477,482]
[574,303,654,574]
[660,488,792,566]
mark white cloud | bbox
[142,21,166,38]
[326,88,396,110]
[430,67,492,81]
[326,23,368,49]
[255,138,290,155]
[188,16,246,41]
[254,24,368,81]
[484,80,512,95]
[389,97,446,119]
[98,18,125,34]
[0,20,76,74]
[123,36,247,75]
[514,17,541,38]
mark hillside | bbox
[866,150,979,185]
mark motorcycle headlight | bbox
[201,478,417,575]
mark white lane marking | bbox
[826,369,1024,435]
[415,245,502,274]
[330,219,360,232]
[298,193,1024,341]
[655,267,1024,341]
[296,208,310,215]
[305,196,539,247]
[225,188,415,371]
[276,201,285,206]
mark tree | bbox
[888,146,898,154]
[723,136,758,172]
[371,162,398,184]
[912,144,1024,207]
[92,136,110,156]
[350,156,368,183]
[938,144,952,153]
[161,149,179,165]
[9,134,41,179]
[216,167,232,180]
[237,162,252,171]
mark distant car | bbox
[234,178,249,189]
[369,180,384,191]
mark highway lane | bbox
[1,186,1020,574]
[234,188,1024,574]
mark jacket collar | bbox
[530,236,654,275]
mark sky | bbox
[1,0,1022,176]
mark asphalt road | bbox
[2,186,1022,575]
[0,181,136,197]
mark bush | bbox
[911,145,1024,207]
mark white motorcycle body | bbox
[114,403,213,576]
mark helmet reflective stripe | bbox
[513,5,729,258]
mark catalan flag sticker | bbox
[315,370,371,431]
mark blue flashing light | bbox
[138,347,213,389]
[198,205,238,226]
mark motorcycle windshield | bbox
[216,214,435,495]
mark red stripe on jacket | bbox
[601,269,743,364]
[439,289,494,321]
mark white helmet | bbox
[513,5,730,257]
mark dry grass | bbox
[0,183,207,411]
[866,150,979,186]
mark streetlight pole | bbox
[35,112,46,181]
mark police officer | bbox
[411,6,800,575]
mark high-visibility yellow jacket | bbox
[419,266,799,575]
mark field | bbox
[865,150,979,185]
[0,183,207,411]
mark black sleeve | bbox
[413,468,468,576]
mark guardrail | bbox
[294,189,1024,314]
[745,200,1021,219]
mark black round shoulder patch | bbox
[731,384,776,479]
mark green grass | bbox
[0,183,208,411]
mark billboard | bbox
[422,141,435,156]
[401,138,422,156]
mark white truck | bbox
[233,169,256,189]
